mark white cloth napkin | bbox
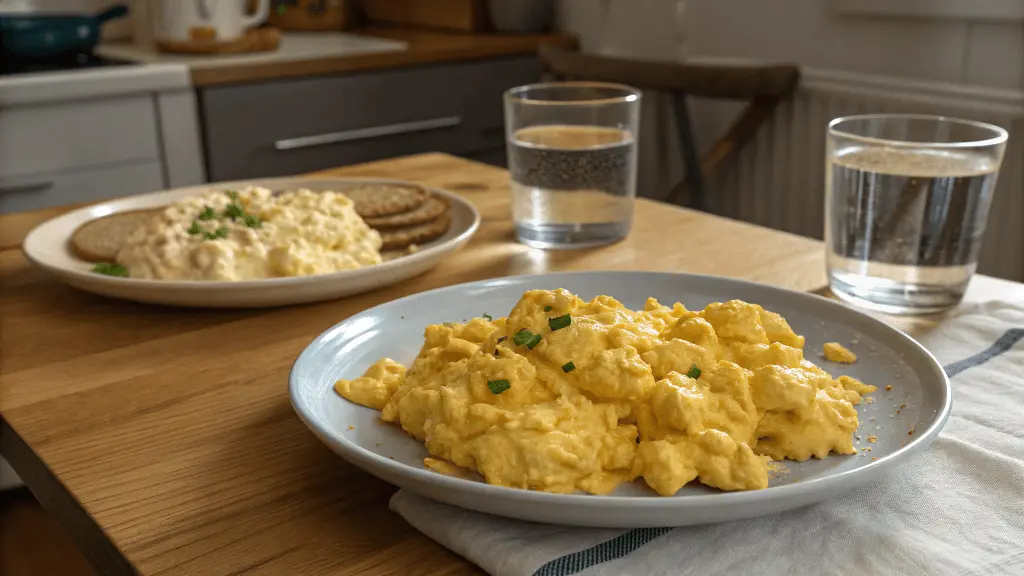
[390,301,1024,576]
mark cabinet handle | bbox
[274,116,463,151]
[0,181,53,195]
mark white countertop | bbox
[0,32,407,106]
[0,63,192,106]
[95,32,408,71]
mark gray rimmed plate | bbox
[290,271,951,527]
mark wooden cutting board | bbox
[267,0,351,31]
[361,0,489,32]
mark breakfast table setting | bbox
[2,95,1024,575]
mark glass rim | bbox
[828,113,1008,149]
[504,81,642,106]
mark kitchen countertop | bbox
[0,62,191,106]
[99,28,577,87]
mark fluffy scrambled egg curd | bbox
[118,186,382,281]
[336,290,876,496]
[824,342,858,364]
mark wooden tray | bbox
[157,27,281,55]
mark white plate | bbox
[290,271,951,528]
[22,178,480,308]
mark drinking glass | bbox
[826,114,1008,314]
[504,82,641,249]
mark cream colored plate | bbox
[22,178,480,308]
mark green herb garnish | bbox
[561,361,576,373]
[487,379,511,395]
[686,364,702,379]
[243,214,262,229]
[225,190,239,201]
[186,221,201,235]
[92,263,128,277]
[526,333,542,350]
[544,305,553,312]
[198,206,215,220]
[223,203,245,220]
[512,329,534,346]
[482,313,493,321]
[548,314,571,331]
[204,227,229,240]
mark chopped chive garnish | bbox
[482,313,493,321]
[92,263,128,277]
[686,364,702,379]
[198,206,215,220]
[544,305,553,312]
[496,336,507,344]
[204,227,229,240]
[223,203,244,220]
[548,314,571,331]
[243,214,262,229]
[561,361,576,373]
[512,329,533,346]
[186,221,201,235]
[526,333,542,350]
[487,379,511,394]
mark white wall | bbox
[557,0,1024,89]
[556,0,1024,194]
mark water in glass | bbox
[827,145,1000,313]
[510,124,637,249]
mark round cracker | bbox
[343,183,429,218]
[379,214,452,251]
[363,196,449,229]
[69,208,161,263]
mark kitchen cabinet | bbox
[0,65,205,215]
[199,56,538,180]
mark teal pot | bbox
[0,4,128,60]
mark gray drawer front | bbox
[201,57,539,181]
[0,95,160,179]
[0,161,164,214]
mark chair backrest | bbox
[537,43,800,209]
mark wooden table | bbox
[0,153,1018,575]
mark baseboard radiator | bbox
[704,68,1024,282]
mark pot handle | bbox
[95,4,130,22]
[243,0,270,29]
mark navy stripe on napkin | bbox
[532,528,673,576]
[943,328,1024,378]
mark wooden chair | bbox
[537,44,800,211]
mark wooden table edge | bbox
[1,418,138,575]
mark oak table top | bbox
[0,153,1016,575]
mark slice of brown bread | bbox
[69,208,160,263]
[343,183,429,218]
[363,196,450,229]
[379,214,452,251]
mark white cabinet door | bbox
[0,161,164,214]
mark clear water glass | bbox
[826,114,1008,314]
[504,82,641,249]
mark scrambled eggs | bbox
[824,342,858,363]
[336,290,876,495]
[117,186,382,280]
